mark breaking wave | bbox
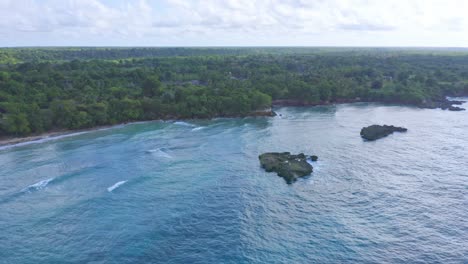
[145,148,172,158]
[107,181,127,192]
[191,126,205,131]
[21,178,55,193]
[173,121,196,127]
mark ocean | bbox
[1,102,467,263]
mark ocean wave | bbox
[0,166,99,205]
[173,121,196,127]
[191,126,205,131]
[145,148,172,158]
[107,181,127,192]
[21,178,55,193]
[17,167,91,193]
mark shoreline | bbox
[0,124,124,150]
[0,109,276,149]
[273,96,468,110]
[1,98,466,150]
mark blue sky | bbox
[1,0,468,47]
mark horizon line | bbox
[1,45,468,49]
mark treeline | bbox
[0,47,262,64]
[0,58,271,136]
[1,49,468,137]
[3,47,468,64]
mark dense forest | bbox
[1,47,468,137]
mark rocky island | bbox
[259,152,317,184]
[360,125,408,141]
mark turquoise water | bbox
[1,102,467,263]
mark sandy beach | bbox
[0,124,122,149]
[0,109,278,150]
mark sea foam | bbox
[173,121,196,127]
[22,178,55,193]
[145,148,172,158]
[191,126,205,131]
[107,181,127,192]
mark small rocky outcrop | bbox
[259,152,316,184]
[360,125,408,141]
[448,106,465,111]
[449,100,465,105]
[419,99,466,111]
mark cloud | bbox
[338,23,396,31]
[0,0,152,35]
[154,0,468,34]
[0,0,467,46]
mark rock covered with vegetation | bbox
[360,125,408,141]
[259,152,317,184]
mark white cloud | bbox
[0,0,467,46]
[0,0,152,36]
[159,0,468,33]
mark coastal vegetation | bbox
[1,47,468,137]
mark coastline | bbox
[1,97,465,150]
[272,98,363,107]
[0,109,276,150]
[273,96,467,109]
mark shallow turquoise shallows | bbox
[1,102,467,263]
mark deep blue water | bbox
[1,102,467,263]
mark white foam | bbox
[107,180,127,192]
[307,159,322,173]
[22,178,55,192]
[191,126,205,131]
[145,148,172,158]
[173,121,196,127]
